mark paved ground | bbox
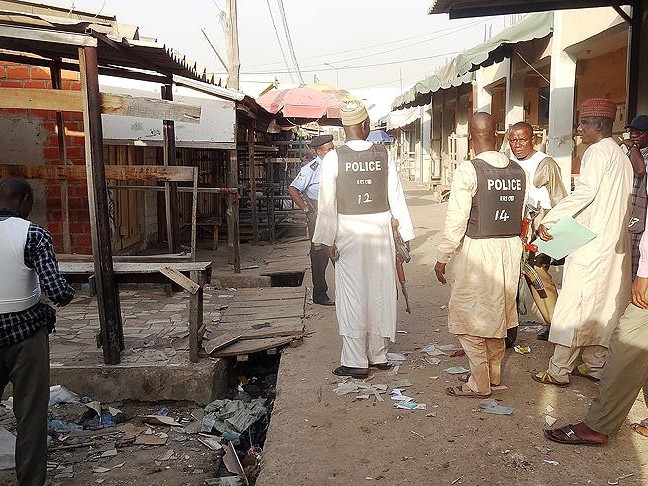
[257,181,648,486]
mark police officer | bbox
[288,134,335,306]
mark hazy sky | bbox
[44,0,510,116]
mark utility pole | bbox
[224,0,240,89]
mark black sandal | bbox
[333,366,369,378]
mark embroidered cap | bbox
[340,101,369,126]
[580,98,617,120]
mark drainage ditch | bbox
[269,271,305,287]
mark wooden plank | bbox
[222,306,304,318]
[0,87,83,111]
[162,84,181,255]
[212,336,295,357]
[189,269,207,363]
[59,261,211,274]
[100,93,201,123]
[0,164,196,182]
[203,333,242,354]
[159,267,200,294]
[58,253,192,263]
[225,299,303,309]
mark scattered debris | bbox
[543,460,559,466]
[390,379,412,388]
[134,432,168,446]
[156,449,174,461]
[545,415,557,427]
[141,415,182,427]
[479,399,514,415]
[450,350,466,357]
[424,357,441,366]
[410,430,426,439]
[607,473,634,485]
[535,445,552,455]
[395,402,427,410]
[49,385,80,406]
[545,405,555,413]
[444,366,470,375]
[0,426,15,470]
[386,353,407,365]
[514,345,531,354]
[450,475,463,485]
[421,344,446,356]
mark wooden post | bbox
[161,84,181,254]
[190,167,198,262]
[248,125,258,245]
[227,146,239,266]
[225,0,240,90]
[188,270,206,363]
[51,58,71,254]
[79,46,123,365]
[226,193,241,273]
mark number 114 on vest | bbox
[495,209,510,221]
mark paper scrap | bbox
[420,344,446,356]
[514,345,531,354]
[141,415,182,427]
[444,366,470,375]
[395,402,427,410]
[93,467,111,474]
[479,398,514,415]
[545,415,557,427]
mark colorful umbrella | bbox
[257,84,359,121]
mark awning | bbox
[392,11,553,110]
[387,106,422,130]
[429,0,623,18]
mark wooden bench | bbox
[59,261,212,363]
[196,215,224,250]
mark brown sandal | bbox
[445,385,490,398]
[544,425,606,446]
[369,362,392,370]
[532,371,569,388]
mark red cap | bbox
[580,98,617,119]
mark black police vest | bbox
[336,144,389,215]
[465,158,526,239]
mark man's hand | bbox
[324,244,340,262]
[434,261,447,285]
[536,224,554,241]
[632,276,648,309]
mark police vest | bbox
[336,144,389,215]
[0,217,41,313]
[465,158,526,239]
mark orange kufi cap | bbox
[580,98,617,120]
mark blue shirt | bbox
[290,157,322,200]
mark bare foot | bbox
[571,422,608,443]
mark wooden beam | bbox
[79,46,123,365]
[158,266,200,294]
[100,93,201,123]
[0,87,83,112]
[161,84,182,255]
[0,89,201,123]
[0,164,197,182]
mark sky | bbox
[44,0,512,118]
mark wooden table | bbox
[59,261,212,362]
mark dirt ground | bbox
[257,183,648,486]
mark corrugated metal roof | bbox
[0,1,222,86]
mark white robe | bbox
[543,137,632,347]
[312,140,414,341]
[437,151,526,338]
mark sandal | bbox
[369,362,392,370]
[445,385,490,398]
[532,371,569,388]
[332,366,369,378]
[544,424,606,446]
[571,364,600,383]
[457,374,501,387]
[631,423,648,437]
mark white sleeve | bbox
[312,151,338,246]
[387,154,415,242]
[436,161,476,263]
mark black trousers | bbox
[307,210,330,302]
[0,327,49,486]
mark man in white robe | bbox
[435,112,526,398]
[533,98,632,387]
[313,101,414,378]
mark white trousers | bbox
[341,334,391,369]
[547,344,607,383]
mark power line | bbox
[241,49,464,75]
[276,0,304,84]
[266,0,294,83]
[247,17,493,68]
[348,70,432,90]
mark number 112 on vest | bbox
[495,209,510,221]
[358,193,373,204]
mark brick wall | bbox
[0,62,92,254]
